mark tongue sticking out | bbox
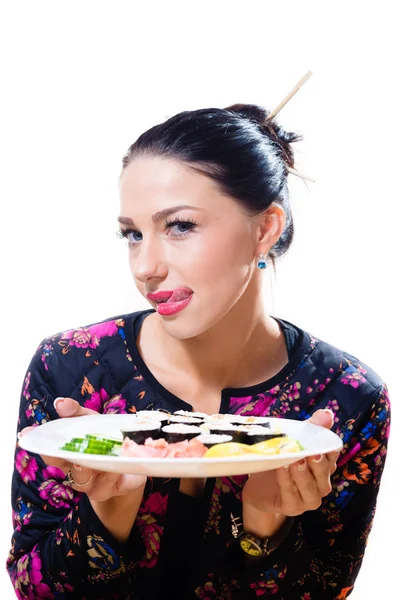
[167,289,193,303]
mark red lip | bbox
[147,287,193,303]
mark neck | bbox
[153,279,285,391]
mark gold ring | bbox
[67,469,93,488]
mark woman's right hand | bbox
[19,397,147,543]
[19,397,147,502]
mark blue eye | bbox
[127,231,143,243]
[117,217,198,246]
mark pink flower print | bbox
[326,399,340,423]
[13,546,52,599]
[12,501,33,533]
[248,393,276,416]
[141,491,169,516]
[195,580,217,598]
[337,442,361,467]
[40,344,53,371]
[43,465,66,480]
[249,579,279,595]
[55,529,64,545]
[306,386,313,394]
[229,395,254,409]
[84,389,127,414]
[25,399,49,425]
[280,401,291,414]
[61,320,118,350]
[38,479,74,509]
[341,366,367,389]
[89,321,119,339]
[103,393,127,414]
[136,492,168,568]
[287,382,301,401]
[61,327,98,350]
[16,450,38,484]
[30,546,52,598]
[23,372,31,401]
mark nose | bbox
[131,237,168,283]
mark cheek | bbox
[193,233,254,285]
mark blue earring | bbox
[257,252,267,270]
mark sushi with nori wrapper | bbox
[162,424,203,443]
[195,433,233,448]
[168,415,204,426]
[120,422,161,445]
[174,410,209,419]
[243,430,286,445]
[205,423,245,443]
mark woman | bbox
[7,103,390,599]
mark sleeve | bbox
[226,383,391,599]
[6,339,146,600]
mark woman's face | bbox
[119,156,265,339]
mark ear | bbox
[256,204,286,254]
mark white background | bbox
[0,1,398,598]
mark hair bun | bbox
[225,103,302,169]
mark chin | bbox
[157,301,233,341]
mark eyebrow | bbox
[117,205,203,226]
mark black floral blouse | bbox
[7,309,391,599]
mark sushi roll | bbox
[195,434,233,448]
[240,416,271,427]
[168,415,203,426]
[174,410,209,419]
[219,415,271,427]
[135,410,171,423]
[204,413,239,423]
[243,429,286,445]
[161,424,202,443]
[206,423,245,443]
[120,421,162,444]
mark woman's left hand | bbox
[242,409,340,516]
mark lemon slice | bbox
[251,435,289,450]
[203,442,254,458]
[250,436,302,455]
[278,439,303,453]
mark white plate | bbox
[19,414,343,478]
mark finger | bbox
[327,451,340,475]
[68,464,98,493]
[17,427,35,443]
[290,459,322,510]
[17,426,71,470]
[54,397,99,418]
[306,455,332,498]
[307,409,334,430]
[83,469,122,501]
[276,465,303,516]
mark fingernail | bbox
[73,464,82,472]
[53,397,65,410]
[297,459,307,472]
[312,454,324,463]
[283,465,290,471]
